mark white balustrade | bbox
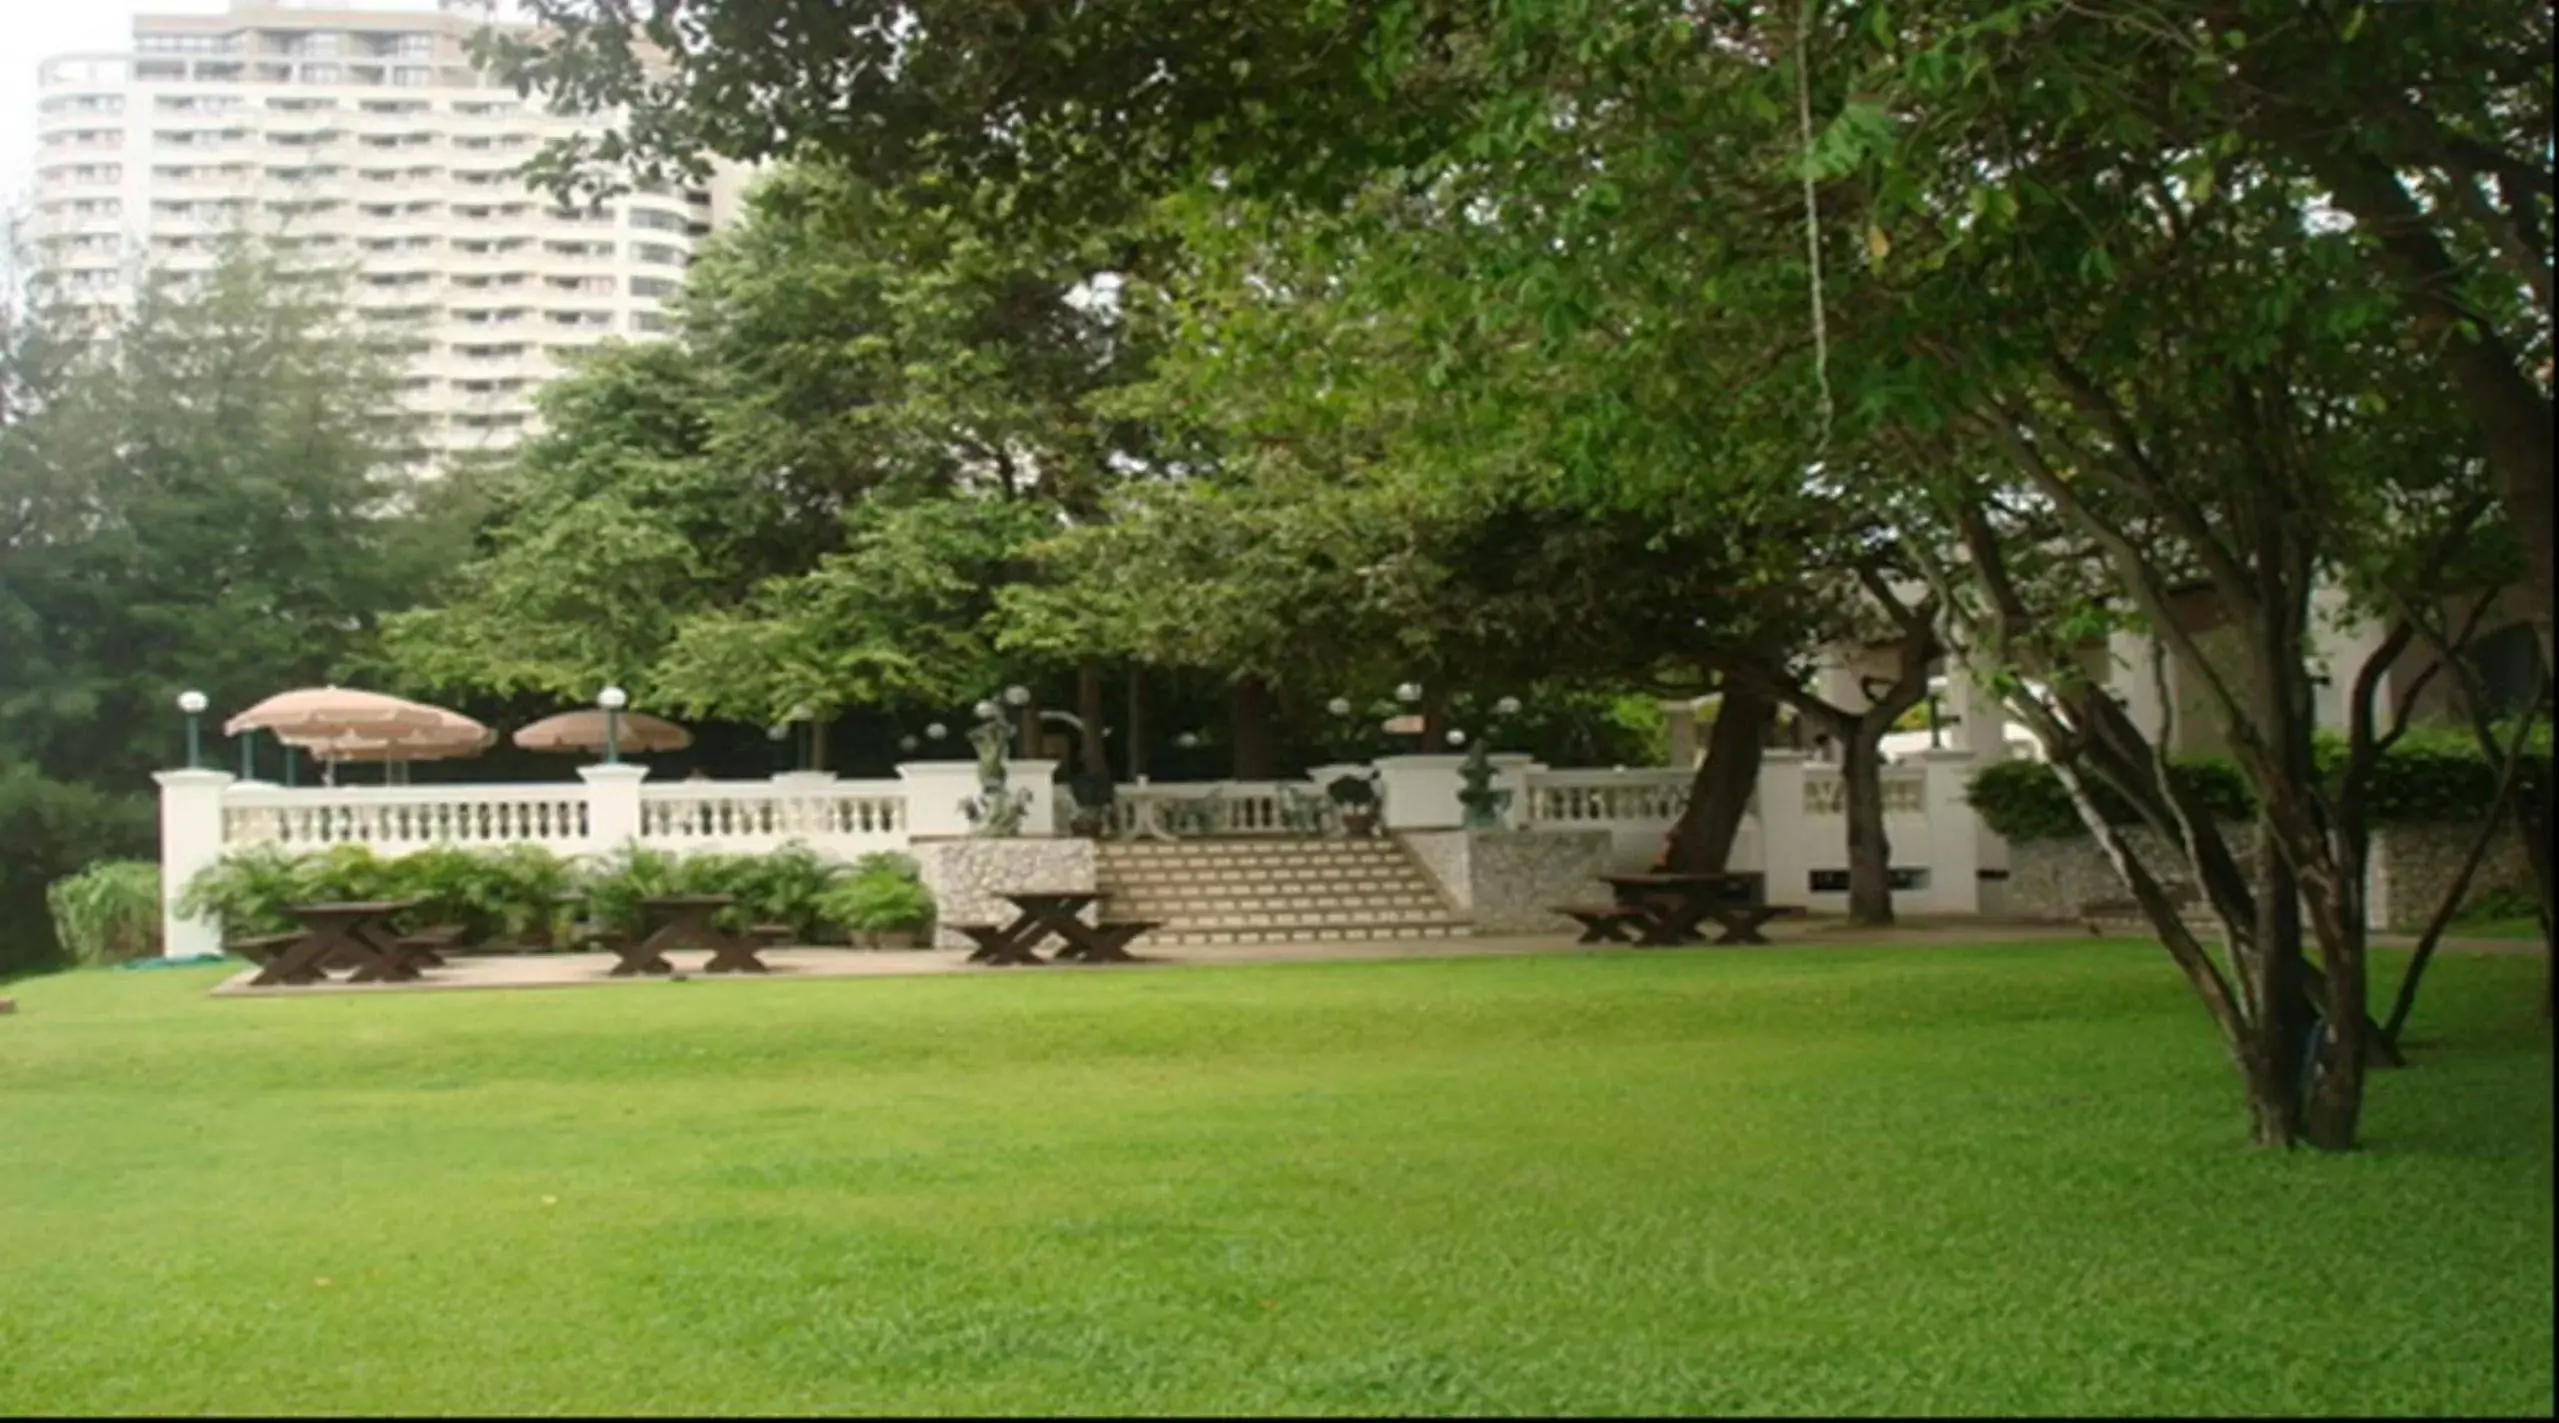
[1801,766,1928,816]
[1101,781,1333,838]
[1521,769,1696,827]
[639,781,906,854]
[223,783,593,852]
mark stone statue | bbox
[962,705,1032,836]
[969,714,1009,789]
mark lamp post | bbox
[767,722,789,774]
[597,685,628,764]
[786,703,813,772]
[177,690,208,770]
[1003,683,1032,755]
[1395,682,1423,754]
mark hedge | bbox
[1969,729,2551,842]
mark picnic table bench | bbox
[1554,872,1806,947]
[952,891,1159,965]
[248,900,430,987]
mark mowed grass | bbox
[0,942,2549,1416]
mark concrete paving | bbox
[205,916,2537,999]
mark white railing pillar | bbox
[898,760,981,838]
[1755,751,1810,904]
[576,762,650,853]
[1492,753,1543,830]
[1917,748,1980,913]
[154,768,236,959]
[1375,754,1466,831]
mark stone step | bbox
[1112,909,1469,933]
[1103,895,1453,915]
[1145,921,1474,948]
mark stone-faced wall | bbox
[912,836,1097,951]
[2371,822,2539,932]
[1398,829,1613,935]
[2003,820,2535,931]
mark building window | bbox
[633,243,686,266]
[139,33,237,55]
[629,276,678,299]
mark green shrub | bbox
[0,769,154,975]
[478,844,579,946]
[289,844,401,909]
[1972,729,2553,842]
[389,846,518,945]
[852,851,921,882]
[574,844,687,938]
[726,842,850,939]
[1967,756,2252,841]
[178,844,307,939]
[45,860,164,965]
[818,872,936,936]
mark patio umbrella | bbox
[278,706,494,785]
[511,708,693,755]
[285,710,497,764]
[223,685,449,740]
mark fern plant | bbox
[574,844,687,939]
[46,860,163,965]
[177,844,305,938]
[727,841,850,940]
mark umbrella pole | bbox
[284,744,299,788]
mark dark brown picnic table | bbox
[251,899,427,987]
[1599,872,1794,946]
[615,895,769,977]
[958,891,1158,965]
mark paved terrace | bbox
[205,918,2534,998]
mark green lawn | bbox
[1,942,2549,1416]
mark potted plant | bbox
[1326,772,1381,837]
[1066,768,1117,838]
[819,855,936,949]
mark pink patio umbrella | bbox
[510,708,693,756]
[229,691,488,786]
[223,686,450,740]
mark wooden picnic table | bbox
[616,895,768,977]
[1597,872,1796,946]
[957,891,1159,966]
[251,899,427,987]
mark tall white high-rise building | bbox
[27,0,745,469]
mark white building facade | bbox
[28,0,744,470]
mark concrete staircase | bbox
[1095,837,1474,947]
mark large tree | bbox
[3,237,442,790]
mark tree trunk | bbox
[1419,682,1451,750]
[1231,673,1279,780]
[2244,838,2311,1148]
[1126,664,1149,781]
[809,714,832,773]
[1838,732,1895,926]
[1667,684,1772,874]
[1076,658,1109,775]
